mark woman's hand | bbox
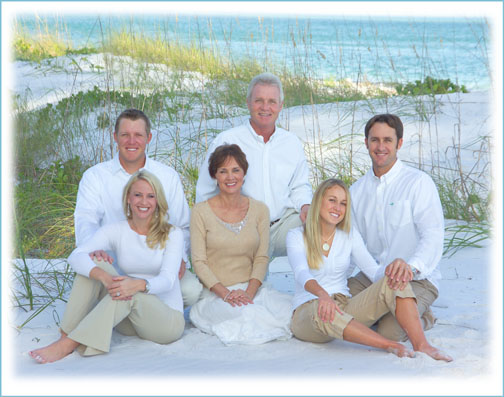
[317,294,343,323]
[225,289,254,307]
[210,282,254,307]
[108,276,145,300]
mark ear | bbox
[147,132,153,144]
[365,138,369,149]
[397,138,403,150]
[114,132,118,144]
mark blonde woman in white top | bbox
[287,179,452,361]
[30,170,185,363]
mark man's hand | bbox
[300,204,310,224]
[178,260,186,280]
[89,250,113,264]
[385,258,413,290]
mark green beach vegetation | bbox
[11,16,491,327]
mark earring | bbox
[127,204,131,217]
[155,207,159,218]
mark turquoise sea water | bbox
[15,14,491,90]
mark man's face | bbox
[365,122,403,177]
[114,118,152,169]
[247,84,283,133]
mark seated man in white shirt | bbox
[195,73,313,257]
[348,114,443,341]
[74,108,202,306]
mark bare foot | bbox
[29,336,79,364]
[416,344,453,362]
[387,343,415,358]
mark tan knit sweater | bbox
[190,197,270,289]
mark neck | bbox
[320,222,337,240]
[373,158,397,178]
[249,119,275,143]
[119,155,146,175]
[216,191,244,208]
[128,217,151,235]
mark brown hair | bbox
[364,114,403,141]
[114,108,151,136]
[208,144,249,178]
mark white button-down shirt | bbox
[195,121,312,221]
[350,159,444,290]
[74,155,190,261]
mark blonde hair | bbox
[303,179,351,270]
[122,170,172,249]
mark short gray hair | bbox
[246,73,284,103]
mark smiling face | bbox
[127,179,157,222]
[215,156,245,195]
[114,118,152,173]
[319,185,347,228]
[365,122,403,177]
[247,84,283,136]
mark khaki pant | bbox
[180,270,203,307]
[60,260,185,356]
[270,208,303,258]
[290,277,416,343]
[348,271,438,341]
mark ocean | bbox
[14,13,491,90]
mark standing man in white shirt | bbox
[74,108,202,306]
[348,114,443,341]
[196,73,313,257]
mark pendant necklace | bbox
[321,227,337,251]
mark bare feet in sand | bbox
[415,343,453,362]
[387,343,415,358]
[29,335,79,364]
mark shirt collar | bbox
[110,153,150,176]
[371,158,403,184]
[247,120,277,143]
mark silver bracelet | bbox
[223,291,232,302]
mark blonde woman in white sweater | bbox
[30,170,185,363]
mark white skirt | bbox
[189,282,293,345]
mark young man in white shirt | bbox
[348,114,443,341]
[196,73,313,257]
[74,108,202,306]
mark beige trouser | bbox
[180,270,203,307]
[348,271,438,341]
[60,260,185,356]
[290,277,416,343]
[270,208,303,258]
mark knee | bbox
[181,273,203,307]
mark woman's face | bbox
[215,156,245,194]
[319,185,347,228]
[127,179,157,221]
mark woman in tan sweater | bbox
[189,144,292,345]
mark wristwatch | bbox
[411,267,420,279]
[144,279,151,293]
